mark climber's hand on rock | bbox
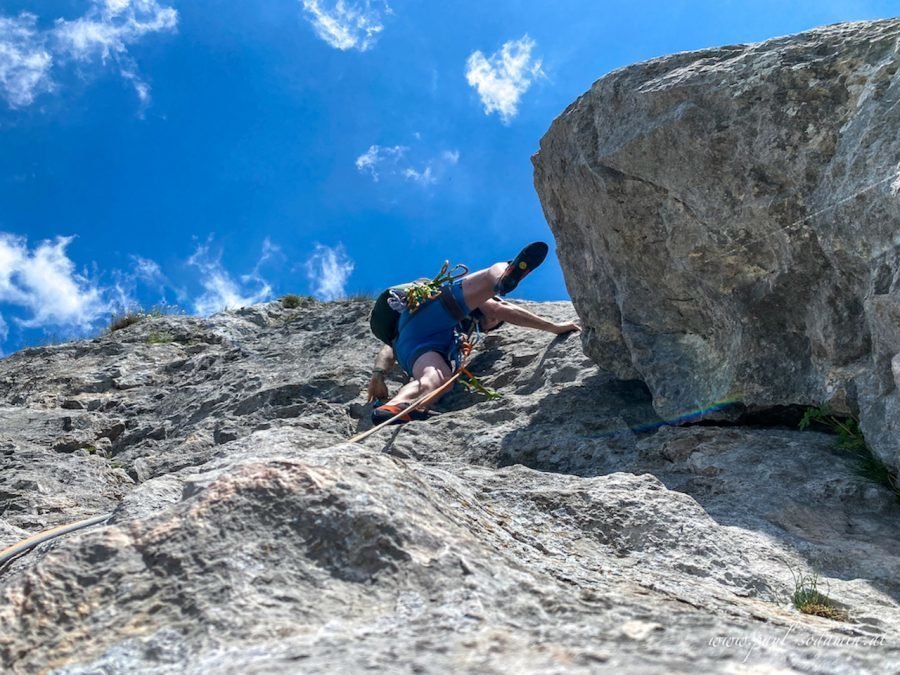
[552,322,581,335]
[367,374,389,403]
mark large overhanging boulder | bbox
[534,19,900,468]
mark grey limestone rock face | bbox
[0,298,898,673]
[533,19,900,469]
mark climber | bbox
[366,242,580,424]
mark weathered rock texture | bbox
[533,19,900,469]
[0,299,898,673]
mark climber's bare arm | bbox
[374,344,395,371]
[367,345,395,402]
[479,298,580,335]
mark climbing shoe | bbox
[371,402,431,425]
[496,241,549,296]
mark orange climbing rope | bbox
[348,369,465,444]
[1,336,485,568]
[349,333,481,444]
[0,513,111,569]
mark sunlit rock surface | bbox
[0,299,897,673]
[533,19,900,470]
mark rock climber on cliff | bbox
[366,242,581,424]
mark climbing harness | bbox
[372,261,469,346]
[2,263,487,568]
[388,260,469,315]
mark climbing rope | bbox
[349,369,465,443]
[0,513,112,570]
[1,276,493,567]
[350,324,503,444]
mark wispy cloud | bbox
[0,1,177,110]
[187,241,273,315]
[0,232,292,350]
[54,1,177,62]
[356,142,459,186]
[0,14,54,108]
[111,253,169,305]
[355,144,407,181]
[0,233,110,330]
[305,243,354,300]
[465,35,543,124]
[132,255,164,284]
[301,0,390,52]
[254,236,283,276]
[402,166,433,186]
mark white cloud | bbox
[105,0,133,17]
[0,233,110,330]
[0,14,54,108]
[188,242,273,316]
[301,0,389,52]
[402,166,434,186]
[132,255,163,283]
[110,278,138,313]
[465,35,543,124]
[53,0,177,62]
[118,254,169,303]
[0,233,287,349]
[355,144,407,181]
[305,243,354,301]
[119,66,151,106]
[0,1,176,109]
[258,237,282,267]
[356,143,459,186]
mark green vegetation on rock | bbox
[790,567,848,621]
[799,405,899,499]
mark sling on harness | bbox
[369,260,468,346]
[402,260,468,314]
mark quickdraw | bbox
[454,332,501,400]
[458,367,502,400]
[405,260,469,314]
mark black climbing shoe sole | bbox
[496,241,549,296]
[372,403,431,425]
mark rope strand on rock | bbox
[0,513,112,570]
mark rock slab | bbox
[0,299,898,673]
[533,19,900,469]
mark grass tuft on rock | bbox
[799,404,899,500]
[790,568,848,621]
[344,291,376,302]
[108,303,184,334]
[147,332,174,345]
[107,312,145,332]
[281,294,304,309]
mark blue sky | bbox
[0,0,896,353]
